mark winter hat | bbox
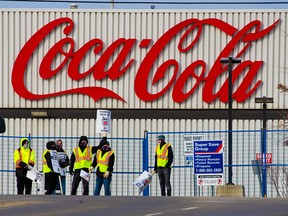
[102,140,109,146]
[46,141,56,150]
[157,135,165,141]
[100,137,108,145]
[79,136,88,142]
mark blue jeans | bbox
[93,176,112,196]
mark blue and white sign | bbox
[193,140,224,175]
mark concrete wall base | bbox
[216,185,245,197]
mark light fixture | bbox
[31,111,48,118]
[70,4,78,9]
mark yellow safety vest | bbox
[73,146,92,169]
[14,147,35,168]
[42,149,53,173]
[96,149,114,172]
[156,143,171,167]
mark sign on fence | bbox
[183,134,203,167]
[193,140,224,186]
[256,153,272,164]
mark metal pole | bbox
[228,57,233,184]
[142,130,149,196]
[255,96,273,197]
[262,102,267,197]
[220,56,241,185]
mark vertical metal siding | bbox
[0,10,287,109]
[2,118,272,139]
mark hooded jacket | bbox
[13,138,35,177]
[42,141,57,173]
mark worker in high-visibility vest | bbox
[89,139,115,196]
[154,135,174,196]
[43,140,59,195]
[69,135,103,195]
[13,137,36,195]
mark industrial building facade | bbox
[0,9,287,196]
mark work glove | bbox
[19,161,28,168]
[154,168,158,173]
[89,166,94,173]
[103,171,110,178]
[28,163,34,167]
[69,170,74,175]
[100,137,107,146]
[60,162,66,168]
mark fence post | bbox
[142,130,149,196]
[262,128,267,197]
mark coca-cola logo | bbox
[11,17,279,104]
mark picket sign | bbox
[133,170,155,195]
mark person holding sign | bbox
[13,138,36,195]
[69,136,103,195]
[43,141,60,195]
[89,138,115,196]
[154,135,174,196]
[54,139,69,195]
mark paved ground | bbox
[0,195,287,216]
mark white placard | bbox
[133,170,153,195]
[80,169,91,182]
[26,166,43,184]
[50,150,60,173]
[58,152,67,176]
[96,110,111,134]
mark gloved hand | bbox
[103,171,110,178]
[20,161,28,168]
[28,163,34,167]
[60,162,66,168]
[89,166,94,173]
[100,137,107,146]
[69,170,74,175]
[154,168,158,173]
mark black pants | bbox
[17,176,32,195]
[45,172,58,195]
[71,172,89,195]
[158,167,172,196]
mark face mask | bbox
[80,140,87,147]
[102,145,109,151]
